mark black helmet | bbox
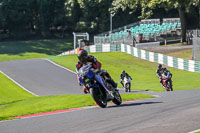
[163,67,167,71]
[122,70,125,74]
[158,64,162,69]
[78,49,88,64]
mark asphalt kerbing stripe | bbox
[0,70,38,96]
[13,106,96,119]
[13,106,97,119]
[42,58,76,74]
[12,98,152,119]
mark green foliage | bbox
[0,0,199,40]
[0,0,68,38]
[76,0,112,33]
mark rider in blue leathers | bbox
[76,49,117,93]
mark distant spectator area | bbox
[94,18,181,45]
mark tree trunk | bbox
[198,0,200,28]
[178,5,187,42]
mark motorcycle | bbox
[123,75,132,92]
[161,73,173,91]
[78,64,122,108]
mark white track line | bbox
[43,59,76,74]
[43,59,161,95]
[0,70,38,96]
[44,59,125,90]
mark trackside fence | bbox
[57,44,200,73]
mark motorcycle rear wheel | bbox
[125,83,131,92]
[125,84,129,92]
[112,91,122,105]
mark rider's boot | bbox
[161,83,165,88]
[120,81,124,87]
[109,79,118,92]
[108,78,116,88]
[103,72,117,89]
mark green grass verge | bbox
[166,49,192,60]
[0,94,154,121]
[161,42,185,46]
[0,61,154,121]
[0,39,73,62]
[51,52,200,91]
[0,72,35,105]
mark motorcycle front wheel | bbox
[168,81,173,91]
[90,88,107,108]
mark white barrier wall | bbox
[57,43,200,73]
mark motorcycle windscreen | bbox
[95,75,104,85]
[86,69,95,79]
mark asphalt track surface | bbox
[0,59,200,133]
[0,59,81,96]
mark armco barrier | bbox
[121,44,200,73]
[84,44,121,53]
[57,43,200,73]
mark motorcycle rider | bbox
[120,70,132,87]
[162,67,173,90]
[76,49,117,94]
[156,64,164,88]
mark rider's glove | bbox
[93,69,101,74]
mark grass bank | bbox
[0,64,153,121]
[0,94,154,121]
[0,72,35,105]
[51,52,200,91]
[0,39,73,62]
[166,49,192,60]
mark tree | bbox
[64,0,82,32]
[0,0,68,38]
[190,0,200,28]
[1,0,37,37]
[76,0,113,33]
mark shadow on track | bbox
[108,102,162,108]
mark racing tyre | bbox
[112,91,122,105]
[90,88,107,108]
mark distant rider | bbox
[162,67,173,89]
[76,49,117,93]
[120,70,132,87]
[156,64,164,87]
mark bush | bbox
[0,34,10,41]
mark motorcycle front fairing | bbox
[95,74,107,90]
[78,65,101,89]
[78,64,111,94]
